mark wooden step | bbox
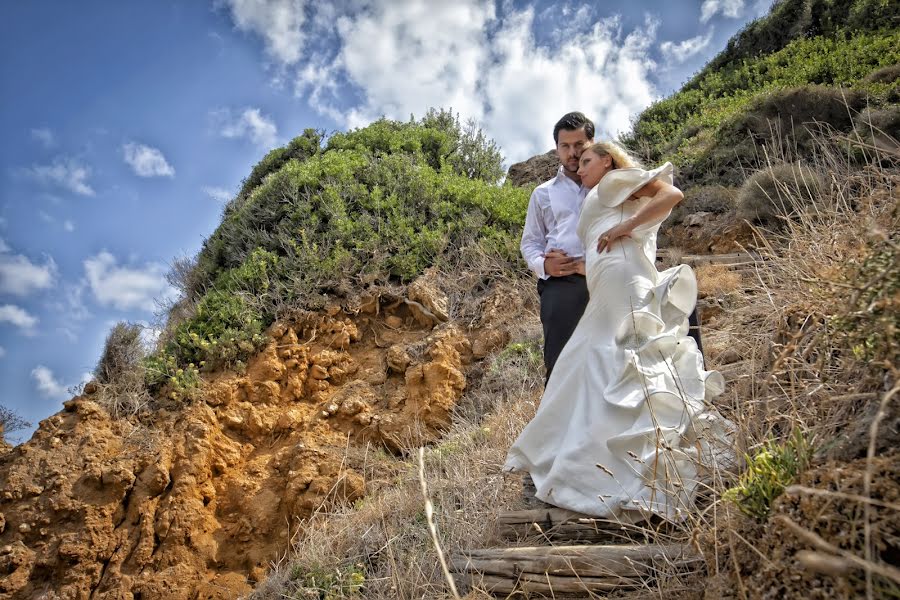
[659,251,759,266]
[716,360,749,382]
[497,507,652,544]
[452,543,696,596]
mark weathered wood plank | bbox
[463,572,642,595]
[497,507,594,525]
[657,251,759,266]
[452,543,694,578]
[497,507,672,543]
[453,544,696,596]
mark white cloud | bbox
[660,30,715,63]
[222,0,308,64]
[272,2,659,162]
[63,220,75,232]
[213,107,279,147]
[26,157,95,196]
[83,251,175,312]
[0,304,38,332]
[331,1,495,129]
[31,127,56,148]
[0,241,57,297]
[46,282,90,322]
[701,0,745,23]
[122,142,175,177]
[480,12,658,160]
[31,365,67,398]
[203,186,233,202]
[0,346,6,358]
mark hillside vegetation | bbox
[145,110,529,400]
[623,0,900,186]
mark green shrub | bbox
[723,429,813,520]
[95,322,146,384]
[152,113,527,380]
[828,235,900,366]
[234,129,322,203]
[143,352,202,401]
[737,163,823,227]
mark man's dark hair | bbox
[553,112,595,144]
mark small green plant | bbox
[493,340,543,373]
[143,352,202,401]
[723,429,813,520]
[288,563,365,600]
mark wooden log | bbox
[670,252,759,266]
[452,543,694,578]
[716,360,748,382]
[496,507,671,543]
[462,572,642,595]
[452,544,697,596]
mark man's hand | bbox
[544,249,585,277]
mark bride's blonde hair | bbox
[586,141,642,170]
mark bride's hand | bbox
[597,219,636,253]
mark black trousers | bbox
[537,275,589,381]
[537,275,704,381]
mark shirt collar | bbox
[554,165,587,192]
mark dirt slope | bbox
[0,275,518,599]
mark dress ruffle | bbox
[600,263,729,519]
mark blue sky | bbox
[0,0,768,440]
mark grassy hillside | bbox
[623,0,900,186]
[141,110,529,398]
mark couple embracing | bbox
[505,112,732,522]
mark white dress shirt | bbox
[520,166,591,279]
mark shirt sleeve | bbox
[520,187,549,279]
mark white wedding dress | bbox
[505,163,733,521]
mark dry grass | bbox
[696,263,743,298]
[676,130,900,599]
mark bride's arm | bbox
[597,180,683,253]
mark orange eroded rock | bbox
[0,298,478,599]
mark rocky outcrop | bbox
[0,277,493,600]
[506,150,558,188]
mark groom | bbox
[520,112,594,381]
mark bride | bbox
[504,141,732,521]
